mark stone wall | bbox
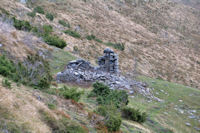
[56,48,161,101]
[98,48,118,73]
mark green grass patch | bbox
[86,34,103,43]
[46,86,84,102]
[34,6,45,14]
[49,49,76,74]
[46,13,54,21]
[43,34,67,49]
[64,30,81,38]
[27,11,36,18]
[127,76,200,133]
[12,17,32,31]
[59,20,70,28]
[105,42,125,51]
[2,78,12,89]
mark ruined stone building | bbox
[98,48,118,73]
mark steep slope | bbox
[1,0,199,89]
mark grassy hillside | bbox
[0,73,199,133]
[0,0,200,132]
[0,0,200,89]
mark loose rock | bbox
[57,48,160,100]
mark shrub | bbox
[105,42,125,51]
[27,11,36,17]
[105,114,122,132]
[90,82,111,97]
[0,54,52,90]
[42,25,53,35]
[121,107,147,123]
[90,82,129,108]
[64,30,81,38]
[59,86,83,102]
[20,54,52,89]
[86,35,103,43]
[59,20,70,28]
[95,105,122,132]
[48,103,56,110]
[2,78,11,89]
[73,46,79,52]
[46,13,54,21]
[43,35,67,49]
[34,6,45,14]
[0,55,16,78]
[86,34,96,40]
[31,26,38,33]
[12,17,32,31]
[95,38,103,43]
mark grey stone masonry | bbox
[98,48,118,73]
[56,48,162,101]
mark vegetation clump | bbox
[27,11,36,18]
[0,55,16,78]
[86,34,96,40]
[46,13,54,21]
[105,113,122,132]
[12,17,32,31]
[0,54,52,90]
[2,78,11,89]
[86,34,103,43]
[47,86,84,102]
[34,6,45,14]
[42,25,53,35]
[59,20,70,28]
[96,105,122,132]
[105,42,125,51]
[64,30,81,38]
[121,107,147,123]
[89,82,129,108]
[43,35,66,49]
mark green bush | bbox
[0,55,52,90]
[59,20,70,28]
[86,35,103,43]
[34,6,45,14]
[12,17,32,31]
[0,55,16,78]
[64,30,81,38]
[2,78,11,89]
[46,13,54,21]
[43,35,67,49]
[89,82,111,97]
[105,42,125,51]
[121,107,147,123]
[90,82,128,108]
[105,114,122,132]
[96,90,129,108]
[48,103,56,110]
[95,105,122,132]
[27,11,36,17]
[95,38,103,43]
[86,34,96,40]
[59,86,83,102]
[42,25,53,35]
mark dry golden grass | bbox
[0,77,51,133]
[1,0,200,89]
